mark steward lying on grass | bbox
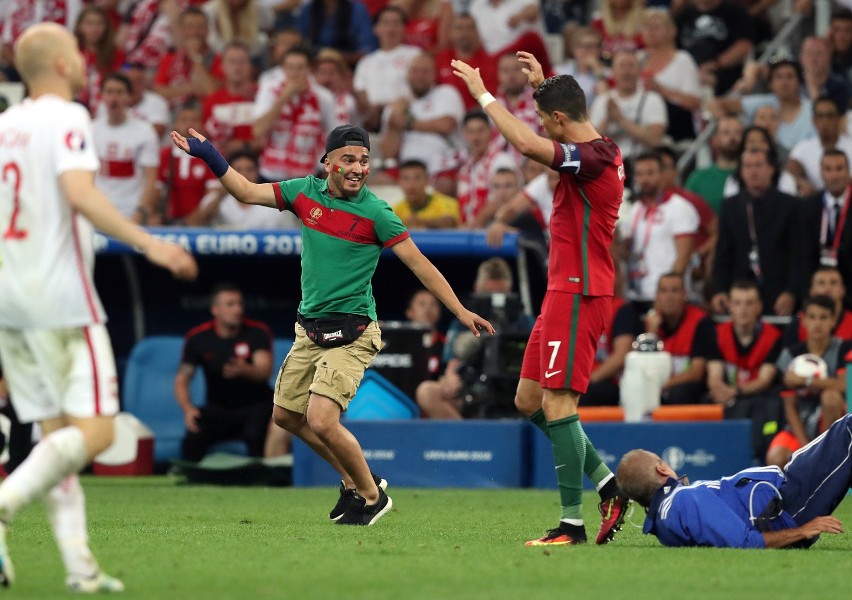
[616,414,852,548]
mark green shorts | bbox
[273,321,383,413]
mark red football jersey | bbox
[202,87,256,149]
[158,147,218,219]
[548,138,624,296]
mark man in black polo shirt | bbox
[175,282,274,461]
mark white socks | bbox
[0,426,87,521]
[45,475,98,578]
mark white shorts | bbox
[0,324,119,423]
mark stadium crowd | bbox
[2,0,852,467]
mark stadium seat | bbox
[122,336,295,464]
[345,370,420,420]
[651,404,723,422]
[576,406,625,422]
[122,336,195,464]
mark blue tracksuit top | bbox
[643,467,799,548]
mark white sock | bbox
[0,426,87,521]
[45,475,99,578]
[595,472,615,493]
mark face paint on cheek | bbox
[332,164,345,175]
[362,166,370,177]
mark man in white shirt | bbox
[467,0,544,55]
[97,63,170,139]
[378,53,465,175]
[787,96,852,196]
[486,168,559,248]
[352,6,421,131]
[0,23,196,592]
[590,51,667,166]
[618,151,699,306]
[93,73,161,224]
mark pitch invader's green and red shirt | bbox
[548,138,624,296]
[272,176,408,320]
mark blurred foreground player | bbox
[0,23,197,591]
[452,52,629,546]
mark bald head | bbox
[616,449,666,508]
[14,23,84,95]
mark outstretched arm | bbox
[391,237,495,337]
[59,170,197,280]
[452,58,555,168]
[172,128,277,208]
[762,516,844,548]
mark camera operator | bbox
[415,258,534,419]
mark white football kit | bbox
[0,94,119,421]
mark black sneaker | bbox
[328,473,388,521]
[335,488,393,526]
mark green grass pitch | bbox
[6,477,852,599]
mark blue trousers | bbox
[781,414,852,525]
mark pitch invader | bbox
[0,23,197,591]
[453,52,630,545]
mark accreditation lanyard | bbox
[629,195,664,257]
[746,199,763,284]
[819,186,851,250]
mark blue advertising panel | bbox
[293,420,528,488]
[94,228,519,258]
[530,421,752,489]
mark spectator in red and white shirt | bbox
[186,150,300,228]
[124,0,183,69]
[74,5,124,114]
[202,40,259,155]
[313,48,361,127]
[434,12,497,111]
[467,0,553,74]
[493,52,543,167]
[159,104,219,223]
[153,6,223,108]
[252,46,339,181]
[2,0,81,48]
[93,73,161,223]
[440,111,518,226]
[97,62,171,138]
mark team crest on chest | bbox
[234,342,250,359]
[307,207,323,225]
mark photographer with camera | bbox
[415,258,533,419]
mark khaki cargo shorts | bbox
[273,320,383,413]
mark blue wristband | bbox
[187,137,229,178]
